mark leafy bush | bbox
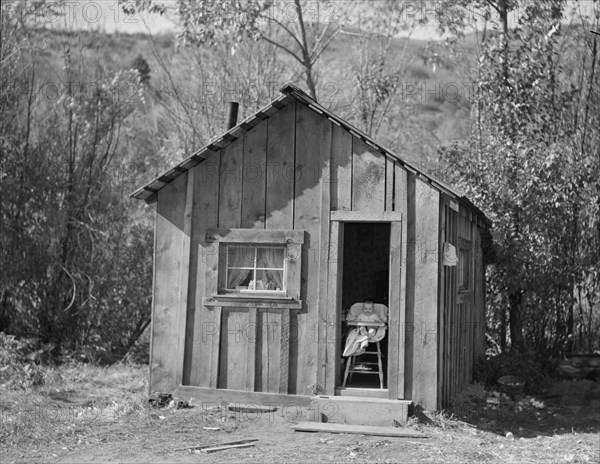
[473,352,553,395]
[0,333,45,389]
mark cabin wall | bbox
[161,99,335,396]
[149,99,456,412]
[150,173,191,392]
[438,197,487,409]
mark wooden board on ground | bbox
[293,422,428,438]
[227,404,278,413]
[175,439,258,452]
[202,442,256,453]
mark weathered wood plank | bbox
[242,120,267,228]
[315,144,332,393]
[174,385,313,407]
[246,307,257,391]
[203,297,302,310]
[175,168,195,388]
[266,310,282,393]
[151,173,188,392]
[437,197,447,410]
[395,164,409,399]
[403,172,416,401]
[265,100,296,229]
[219,137,244,228]
[325,220,343,395]
[294,102,332,395]
[386,157,394,211]
[201,443,256,453]
[260,102,297,394]
[293,422,428,438]
[330,211,403,222]
[351,136,386,212]
[279,309,290,394]
[219,308,247,390]
[388,219,402,399]
[330,123,352,211]
[412,178,440,411]
[188,152,220,387]
[205,228,304,244]
[208,304,222,389]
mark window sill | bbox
[203,294,302,309]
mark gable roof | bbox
[131,83,490,228]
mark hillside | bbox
[33,26,477,169]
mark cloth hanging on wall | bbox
[442,242,458,266]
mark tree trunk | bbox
[508,291,524,351]
[500,307,507,352]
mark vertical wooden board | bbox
[351,137,386,211]
[386,157,394,211]
[436,199,447,410]
[218,308,248,390]
[188,151,221,387]
[151,173,188,393]
[175,168,195,387]
[258,103,296,393]
[217,138,247,390]
[395,164,408,399]
[246,307,258,391]
[266,309,283,393]
[255,309,283,393]
[330,123,352,211]
[219,137,244,228]
[266,101,296,229]
[242,121,267,229]
[316,132,332,393]
[255,309,267,392]
[403,172,416,401]
[294,102,332,395]
[388,220,402,399]
[279,310,290,394]
[412,178,440,411]
[325,221,343,394]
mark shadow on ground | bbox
[432,379,600,439]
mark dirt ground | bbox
[1,364,599,464]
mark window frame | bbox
[201,228,304,310]
[220,244,288,295]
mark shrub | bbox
[0,333,45,389]
[473,351,553,395]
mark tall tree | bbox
[124,0,345,99]
[438,0,600,354]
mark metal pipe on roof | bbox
[226,102,239,130]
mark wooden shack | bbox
[132,83,493,424]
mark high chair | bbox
[341,302,388,389]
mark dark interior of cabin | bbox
[340,223,391,389]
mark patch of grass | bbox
[0,362,148,449]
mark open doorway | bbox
[338,222,391,390]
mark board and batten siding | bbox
[438,198,486,409]
[149,98,484,412]
[152,100,337,395]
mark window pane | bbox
[226,268,253,290]
[255,269,284,291]
[256,247,285,269]
[227,245,255,268]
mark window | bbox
[222,245,286,293]
[202,229,304,309]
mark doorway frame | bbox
[326,211,406,400]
